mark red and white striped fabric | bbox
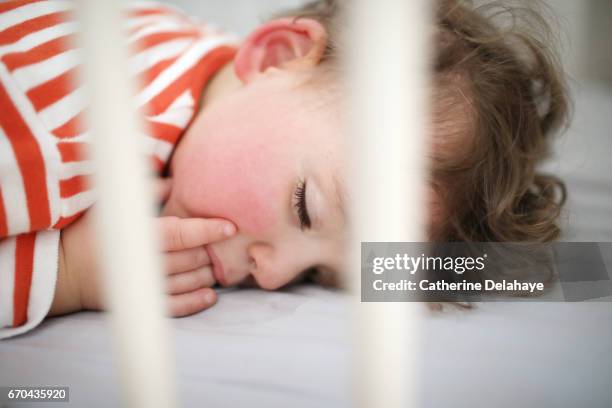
[0,0,237,338]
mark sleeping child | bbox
[0,0,570,338]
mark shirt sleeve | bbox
[0,0,238,338]
[0,230,59,339]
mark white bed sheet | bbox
[1,83,611,408]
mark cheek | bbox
[174,134,288,235]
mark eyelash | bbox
[294,179,312,230]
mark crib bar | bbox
[348,0,430,407]
[76,1,178,407]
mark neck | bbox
[167,60,241,177]
[200,60,242,109]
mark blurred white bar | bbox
[348,0,431,407]
[77,1,177,407]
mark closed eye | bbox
[294,179,312,230]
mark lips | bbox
[205,245,227,286]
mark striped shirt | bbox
[0,0,237,338]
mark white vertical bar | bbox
[347,0,430,407]
[76,2,177,408]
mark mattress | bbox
[1,83,611,408]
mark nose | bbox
[247,242,308,290]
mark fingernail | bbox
[223,223,236,236]
[204,290,215,304]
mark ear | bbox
[234,18,327,83]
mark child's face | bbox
[163,69,348,289]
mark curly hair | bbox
[272,0,571,246]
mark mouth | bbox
[204,245,227,286]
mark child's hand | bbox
[156,214,235,316]
[50,178,236,318]
[154,177,236,316]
